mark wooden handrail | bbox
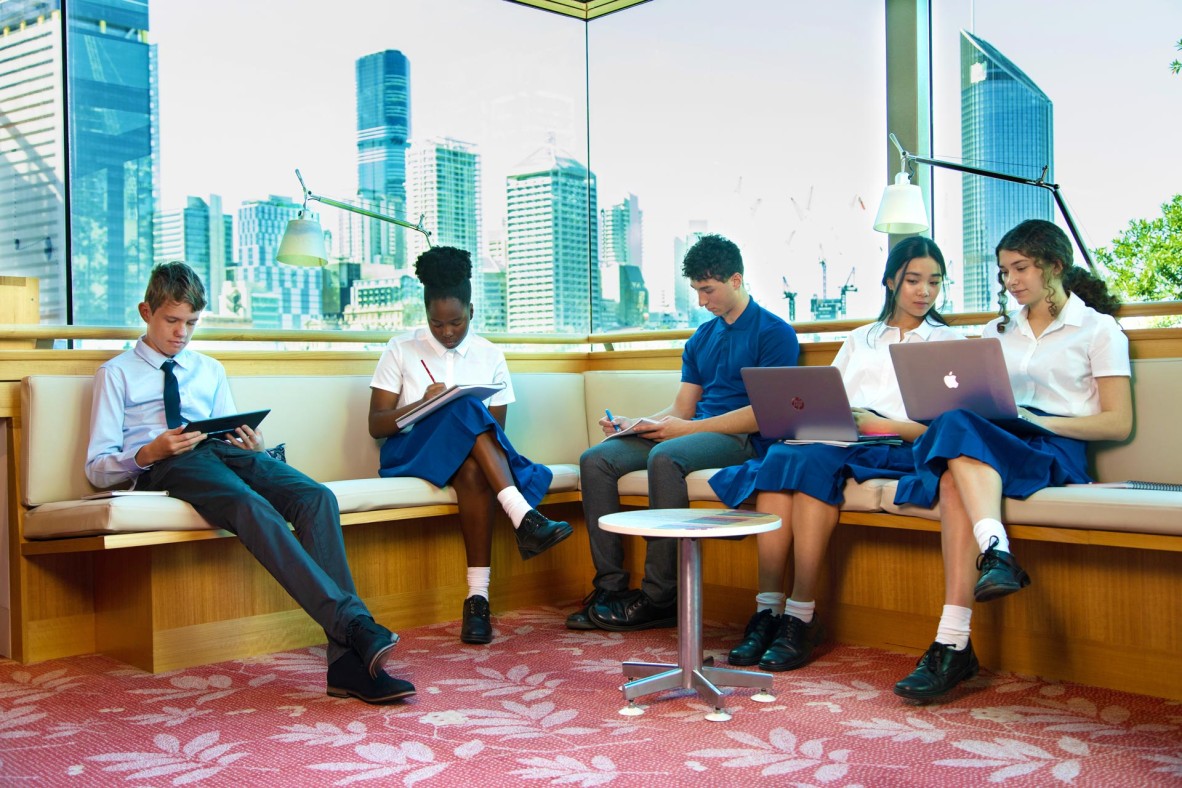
[2,301,1179,348]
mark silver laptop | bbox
[889,337,1054,436]
[741,366,862,441]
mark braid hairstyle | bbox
[414,246,473,308]
[994,219,1119,332]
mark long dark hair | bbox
[994,220,1119,332]
[414,246,473,308]
[872,236,949,328]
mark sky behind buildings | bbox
[151,0,1182,321]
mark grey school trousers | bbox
[579,432,754,605]
[138,440,369,666]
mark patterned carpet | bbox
[1,606,1179,786]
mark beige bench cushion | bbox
[25,496,215,538]
[879,481,1182,536]
[21,376,95,507]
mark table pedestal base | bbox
[618,537,774,712]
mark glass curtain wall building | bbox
[960,30,1053,312]
[0,1,67,322]
[68,0,156,326]
[355,49,410,268]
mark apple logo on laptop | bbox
[791,397,805,411]
[943,371,959,389]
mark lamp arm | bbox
[306,192,434,248]
[888,136,1095,272]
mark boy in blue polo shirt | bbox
[570,235,800,631]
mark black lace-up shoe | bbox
[588,589,676,631]
[566,588,620,630]
[758,613,824,671]
[515,509,574,560]
[728,609,782,666]
[893,640,979,701]
[345,616,400,679]
[974,536,1031,602]
[460,595,493,644]
[327,651,415,704]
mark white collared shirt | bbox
[370,328,514,407]
[86,338,236,487]
[982,293,1130,417]
[832,318,960,421]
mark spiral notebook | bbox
[1067,481,1182,492]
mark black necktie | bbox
[161,360,182,429]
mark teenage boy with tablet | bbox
[85,261,413,704]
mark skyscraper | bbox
[407,137,481,263]
[505,144,598,333]
[232,196,322,329]
[0,0,156,325]
[960,30,1053,312]
[600,195,644,330]
[355,49,410,267]
[0,1,67,322]
[68,0,158,326]
[154,195,232,312]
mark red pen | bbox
[421,359,437,383]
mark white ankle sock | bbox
[972,518,1009,553]
[496,487,532,528]
[783,598,816,624]
[935,604,972,650]
[755,592,786,615]
[467,566,491,600]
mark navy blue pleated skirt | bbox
[893,409,1090,508]
[378,396,552,507]
[708,441,917,508]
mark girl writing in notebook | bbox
[892,219,1131,701]
[710,237,958,672]
[368,247,572,645]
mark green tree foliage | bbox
[1095,195,1182,306]
[1173,38,1181,74]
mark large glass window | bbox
[590,1,886,333]
[10,2,1173,335]
[931,0,1182,313]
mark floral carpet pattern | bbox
[1,606,1179,786]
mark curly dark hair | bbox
[873,236,949,327]
[994,219,1120,332]
[414,246,473,307]
[681,234,743,282]
[144,261,207,312]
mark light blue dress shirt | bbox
[85,338,236,488]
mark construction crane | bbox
[781,276,797,321]
[839,268,857,315]
[810,258,857,321]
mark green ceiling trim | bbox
[502,0,653,22]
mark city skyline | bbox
[3,1,1180,328]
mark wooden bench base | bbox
[17,502,591,673]
[690,516,1182,700]
[14,496,1182,699]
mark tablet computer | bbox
[182,409,270,439]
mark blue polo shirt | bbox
[682,297,799,420]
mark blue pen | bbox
[605,409,621,432]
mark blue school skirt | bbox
[378,396,552,507]
[708,441,917,508]
[893,409,1090,508]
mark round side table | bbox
[599,508,781,716]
